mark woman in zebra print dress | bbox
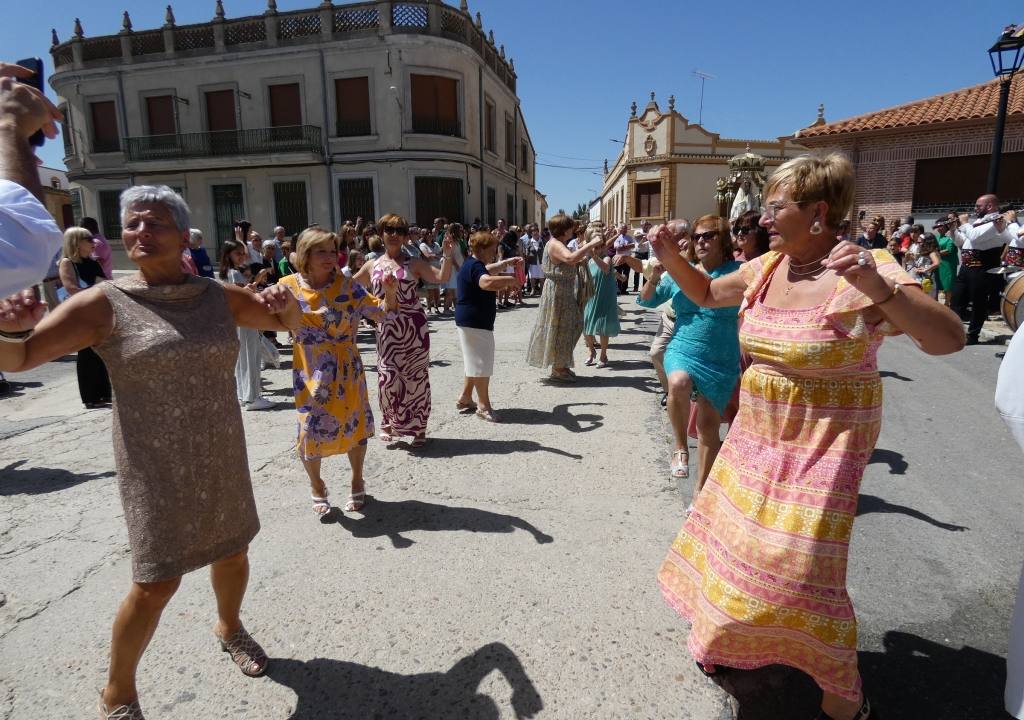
[354,213,454,447]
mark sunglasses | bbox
[735,226,755,234]
[692,230,720,243]
[382,225,409,235]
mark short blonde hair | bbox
[294,227,338,272]
[764,152,855,229]
[469,230,496,254]
[62,227,93,263]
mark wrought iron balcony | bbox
[125,125,323,162]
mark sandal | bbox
[217,625,268,677]
[99,695,145,720]
[584,356,596,366]
[815,698,872,720]
[596,360,609,369]
[476,408,499,422]
[344,491,367,512]
[410,434,427,448]
[455,399,478,412]
[311,493,331,517]
[378,426,394,442]
[671,449,690,479]
[549,371,576,384]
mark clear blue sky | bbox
[4,0,1016,216]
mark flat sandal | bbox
[99,693,145,720]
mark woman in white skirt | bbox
[454,231,522,421]
[218,239,273,410]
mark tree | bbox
[572,202,589,219]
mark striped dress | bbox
[371,260,431,436]
[657,250,916,700]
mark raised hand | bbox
[0,288,47,333]
[0,62,62,142]
[824,242,891,302]
[442,233,455,257]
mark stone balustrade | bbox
[50,0,516,94]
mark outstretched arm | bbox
[649,225,746,308]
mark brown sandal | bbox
[217,625,268,677]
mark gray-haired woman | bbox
[0,185,302,720]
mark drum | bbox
[1002,273,1024,331]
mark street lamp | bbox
[987,23,1024,194]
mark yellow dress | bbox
[278,272,386,460]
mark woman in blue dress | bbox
[638,215,741,500]
[583,227,621,367]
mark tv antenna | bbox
[692,69,715,126]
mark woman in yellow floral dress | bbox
[278,228,397,517]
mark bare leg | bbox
[301,457,327,500]
[598,336,609,363]
[584,335,596,361]
[666,371,692,457]
[821,689,865,720]
[347,442,366,497]
[102,577,181,707]
[694,396,723,493]
[457,376,475,405]
[474,377,492,411]
[211,549,250,641]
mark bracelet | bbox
[874,282,901,306]
[0,328,34,343]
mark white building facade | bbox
[50,0,537,265]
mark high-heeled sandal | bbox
[345,491,367,512]
[311,493,331,517]
[99,694,145,719]
[216,625,268,677]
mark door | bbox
[268,83,302,142]
[212,184,245,257]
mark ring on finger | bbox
[857,251,868,267]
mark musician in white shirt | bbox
[951,194,1020,344]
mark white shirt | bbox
[0,179,63,298]
[954,219,1020,251]
[247,244,263,265]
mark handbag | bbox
[55,262,88,303]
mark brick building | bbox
[795,75,1024,226]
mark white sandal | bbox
[311,493,331,517]
[345,491,367,512]
[671,449,690,479]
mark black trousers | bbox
[77,346,111,405]
[951,265,994,339]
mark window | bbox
[212,184,245,256]
[69,188,83,226]
[90,101,120,153]
[520,141,528,172]
[414,177,464,227]
[521,198,528,227]
[337,177,376,225]
[145,95,176,135]
[634,182,661,218]
[98,190,124,239]
[506,193,514,227]
[504,115,514,163]
[273,181,309,235]
[268,83,302,127]
[484,99,496,153]
[205,89,237,131]
[486,187,496,227]
[334,77,371,137]
[410,74,459,136]
[60,105,72,156]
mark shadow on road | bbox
[498,403,605,433]
[323,497,553,548]
[701,632,1006,720]
[0,459,115,495]
[569,374,659,394]
[0,380,43,397]
[868,448,908,475]
[856,494,968,532]
[414,437,583,460]
[266,642,542,719]
[878,370,913,381]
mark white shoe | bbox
[244,398,274,411]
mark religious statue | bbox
[729,178,761,221]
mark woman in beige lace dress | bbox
[0,186,302,720]
[525,215,606,382]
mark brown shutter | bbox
[410,74,435,129]
[145,95,176,135]
[334,77,370,135]
[268,83,302,127]
[205,90,237,131]
[435,77,457,126]
[90,101,119,152]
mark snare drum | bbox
[1001,272,1024,331]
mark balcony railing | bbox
[410,118,461,138]
[125,125,323,162]
[336,119,372,137]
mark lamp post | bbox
[987,23,1024,194]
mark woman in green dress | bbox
[934,217,958,307]
[582,228,621,367]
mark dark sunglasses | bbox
[734,226,755,234]
[382,225,409,235]
[692,230,720,242]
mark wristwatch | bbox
[0,328,34,343]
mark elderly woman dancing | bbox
[352,213,454,447]
[650,153,964,720]
[525,214,606,382]
[0,186,302,720]
[278,227,397,516]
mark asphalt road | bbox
[0,298,1020,720]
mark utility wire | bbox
[537,151,605,162]
[536,161,603,171]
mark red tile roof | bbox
[798,74,1024,138]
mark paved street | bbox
[0,296,1020,720]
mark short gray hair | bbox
[189,228,203,243]
[120,185,190,231]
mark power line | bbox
[537,151,604,162]
[536,161,603,172]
